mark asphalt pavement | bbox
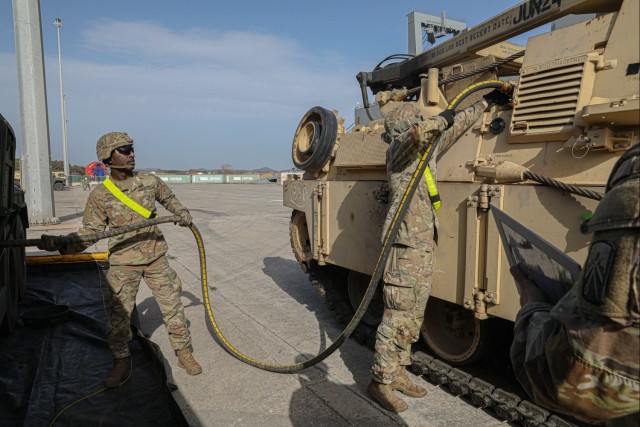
[26,183,507,427]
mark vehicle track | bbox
[306,264,595,427]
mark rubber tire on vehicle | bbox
[289,210,315,273]
[53,181,64,191]
[291,106,338,174]
[346,270,384,328]
[420,297,492,366]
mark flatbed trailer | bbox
[0,256,188,426]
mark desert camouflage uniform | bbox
[372,100,488,384]
[64,173,193,359]
[511,143,640,426]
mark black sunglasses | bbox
[115,146,134,155]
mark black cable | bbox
[405,51,525,99]
[373,53,415,70]
[439,50,525,85]
[0,216,180,248]
[523,171,604,201]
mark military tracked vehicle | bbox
[283,0,639,365]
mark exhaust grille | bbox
[510,55,591,142]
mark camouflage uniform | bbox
[65,173,193,359]
[510,143,640,426]
[372,100,488,384]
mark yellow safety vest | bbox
[417,153,441,211]
[103,177,157,219]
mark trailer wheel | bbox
[347,270,384,327]
[289,210,315,273]
[421,297,492,365]
[291,106,338,174]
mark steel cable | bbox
[523,171,604,200]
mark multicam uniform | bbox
[511,144,640,427]
[65,173,193,359]
[372,100,488,384]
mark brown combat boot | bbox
[367,380,408,413]
[104,356,131,388]
[391,368,428,398]
[177,348,202,375]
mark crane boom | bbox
[358,0,622,93]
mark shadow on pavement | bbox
[261,257,407,427]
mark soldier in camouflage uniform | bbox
[510,143,639,427]
[38,132,202,388]
[368,89,512,413]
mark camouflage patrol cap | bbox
[96,132,134,161]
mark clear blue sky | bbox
[0,0,543,171]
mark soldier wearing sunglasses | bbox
[38,131,202,387]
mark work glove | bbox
[37,234,61,252]
[437,109,455,129]
[483,89,512,107]
[177,210,193,227]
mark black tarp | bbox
[0,260,189,427]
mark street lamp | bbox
[53,18,69,185]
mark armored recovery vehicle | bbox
[283,0,639,366]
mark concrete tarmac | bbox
[27,183,507,427]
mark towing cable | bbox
[2,80,602,374]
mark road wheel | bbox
[53,181,64,191]
[291,106,338,174]
[289,210,314,273]
[346,270,384,328]
[421,297,491,365]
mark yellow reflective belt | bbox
[417,153,441,211]
[103,177,157,219]
[424,167,441,211]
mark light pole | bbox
[53,18,69,185]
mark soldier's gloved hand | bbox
[37,234,61,252]
[437,109,455,129]
[483,89,512,107]
[510,265,550,306]
[177,210,193,227]
[58,232,82,254]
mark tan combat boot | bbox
[391,368,428,398]
[104,356,131,388]
[177,348,202,375]
[367,380,408,413]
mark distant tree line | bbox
[44,161,267,176]
[50,160,85,175]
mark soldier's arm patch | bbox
[581,240,617,305]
